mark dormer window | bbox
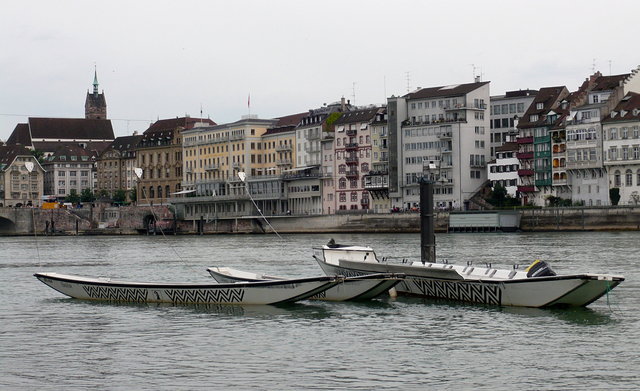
[611,111,618,118]
[536,103,544,110]
[530,114,539,122]
[633,109,640,116]
[593,95,599,104]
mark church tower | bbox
[85,68,107,119]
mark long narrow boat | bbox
[310,178,625,308]
[313,244,624,307]
[207,266,404,301]
[34,272,344,305]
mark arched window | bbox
[361,163,369,173]
[339,164,346,174]
[157,186,163,199]
[149,187,155,199]
[626,169,633,186]
[166,185,171,198]
[614,170,621,187]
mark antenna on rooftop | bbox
[592,58,597,73]
[406,71,411,93]
[352,82,356,106]
[383,75,387,101]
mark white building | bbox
[487,142,519,197]
[387,81,491,210]
[602,92,640,205]
[567,70,640,206]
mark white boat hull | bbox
[314,246,624,308]
[34,272,343,305]
[206,267,403,301]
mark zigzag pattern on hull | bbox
[165,288,245,304]
[405,279,503,305]
[309,291,327,299]
[83,285,149,302]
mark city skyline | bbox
[1,0,638,141]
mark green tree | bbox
[98,189,110,198]
[610,188,621,206]
[30,149,45,165]
[80,188,95,203]
[487,183,508,207]
[129,187,137,203]
[65,189,81,204]
[113,189,127,204]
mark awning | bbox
[283,166,313,173]
[170,189,196,195]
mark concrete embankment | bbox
[2,205,640,235]
[520,206,640,231]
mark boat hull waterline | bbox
[34,272,344,305]
[313,245,624,308]
[207,267,404,301]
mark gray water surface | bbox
[1,232,638,390]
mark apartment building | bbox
[96,134,143,198]
[516,86,570,206]
[42,144,96,199]
[387,81,491,210]
[363,108,391,213]
[330,107,379,212]
[489,90,537,159]
[136,116,215,205]
[0,145,45,207]
[566,71,640,206]
[487,142,519,197]
[602,92,640,205]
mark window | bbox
[626,170,633,186]
[339,178,346,189]
[517,103,525,112]
[614,170,621,187]
[536,102,544,110]
[351,192,358,202]
[339,192,346,202]
[530,114,539,122]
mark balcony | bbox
[517,136,534,144]
[345,143,358,151]
[232,162,241,169]
[535,179,552,187]
[276,159,292,166]
[437,132,452,139]
[517,169,534,176]
[518,185,535,193]
[345,170,359,179]
[276,144,292,152]
[205,164,219,171]
[345,156,359,165]
[516,151,534,159]
[346,129,357,136]
[470,162,486,168]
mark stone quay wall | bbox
[2,205,640,235]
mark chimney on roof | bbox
[133,131,138,136]
[474,76,481,83]
[341,97,346,111]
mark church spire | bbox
[93,66,99,95]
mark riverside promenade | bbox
[1,205,640,235]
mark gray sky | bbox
[1,0,638,142]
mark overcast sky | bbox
[1,0,638,142]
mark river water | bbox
[1,232,638,390]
